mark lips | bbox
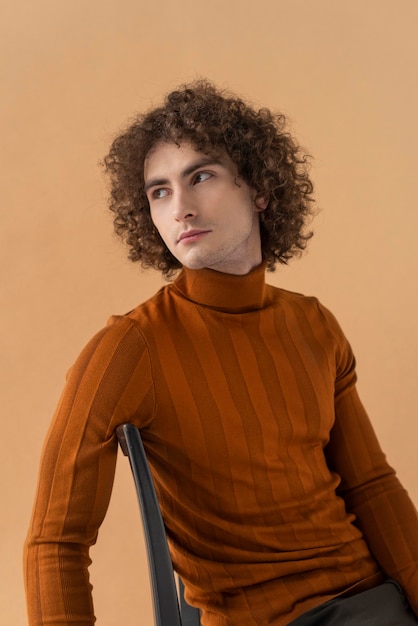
[177,229,211,243]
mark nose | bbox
[172,188,196,222]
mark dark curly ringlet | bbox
[103,80,315,277]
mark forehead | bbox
[143,141,231,180]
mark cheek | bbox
[150,209,163,234]
[151,214,172,247]
[149,207,157,226]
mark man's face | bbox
[144,141,267,275]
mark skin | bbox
[144,141,268,276]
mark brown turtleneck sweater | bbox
[24,264,418,625]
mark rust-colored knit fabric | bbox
[24,264,418,625]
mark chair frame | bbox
[116,423,201,626]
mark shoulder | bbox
[120,282,181,328]
[267,283,351,350]
[266,283,333,322]
[71,282,178,369]
[85,314,147,355]
[270,285,356,385]
[65,314,151,388]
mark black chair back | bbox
[117,423,201,626]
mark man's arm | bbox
[325,370,418,615]
[24,316,154,625]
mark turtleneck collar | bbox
[172,262,273,313]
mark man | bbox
[24,81,418,625]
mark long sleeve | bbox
[323,308,418,615]
[24,266,418,626]
[24,316,155,625]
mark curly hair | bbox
[103,80,315,277]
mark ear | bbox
[254,194,269,212]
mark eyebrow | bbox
[144,157,223,193]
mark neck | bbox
[172,262,273,313]
[200,249,263,276]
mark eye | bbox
[193,171,212,185]
[151,188,169,200]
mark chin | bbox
[181,261,207,271]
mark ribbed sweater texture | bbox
[24,263,418,625]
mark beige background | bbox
[1,1,417,624]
